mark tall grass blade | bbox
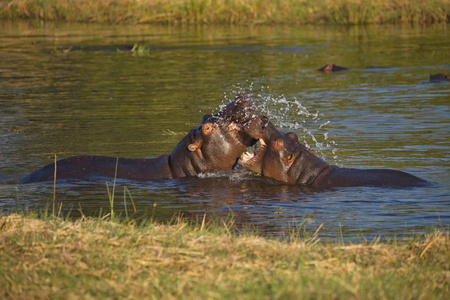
[14,187,22,212]
[106,157,119,221]
[123,187,128,220]
[52,153,57,217]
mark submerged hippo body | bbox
[239,116,430,188]
[20,95,256,184]
[318,64,390,73]
[19,155,171,183]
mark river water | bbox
[1,22,449,241]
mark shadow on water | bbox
[1,22,449,241]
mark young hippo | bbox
[239,115,430,188]
[19,95,256,184]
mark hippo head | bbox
[318,64,349,73]
[238,115,298,182]
[429,73,450,82]
[239,115,326,185]
[169,94,257,176]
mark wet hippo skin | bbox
[429,73,450,82]
[19,95,256,184]
[239,116,430,188]
[317,64,390,72]
[318,64,349,72]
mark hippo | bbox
[239,116,430,188]
[318,64,390,73]
[19,95,256,184]
[429,73,450,82]
[318,64,349,72]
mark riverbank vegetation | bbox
[0,0,448,25]
[1,213,448,299]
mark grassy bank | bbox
[0,0,448,25]
[0,214,448,299]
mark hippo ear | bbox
[201,122,218,136]
[286,132,299,142]
[272,138,284,151]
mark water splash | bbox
[221,82,339,162]
[197,170,252,182]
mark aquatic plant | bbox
[131,43,151,56]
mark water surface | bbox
[1,22,449,240]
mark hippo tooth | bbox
[240,151,255,162]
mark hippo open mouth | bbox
[238,138,267,174]
[240,136,264,162]
[241,146,257,162]
[236,115,272,174]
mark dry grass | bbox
[1,214,449,299]
[0,0,448,24]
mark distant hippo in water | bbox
[318,64,390,73]
[20,95,257,184]
[239,115,430,188]
[318,64,349,72]
[429,73,450,82]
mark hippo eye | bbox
[287,153,293,161]
[262,116,268,122]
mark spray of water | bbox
[220,82,339,162]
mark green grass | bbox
[0,0,448,25]
[1,213,448,299]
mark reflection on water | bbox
[1,22,449,240]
